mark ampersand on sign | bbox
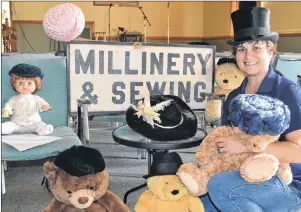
[80,81,98,104]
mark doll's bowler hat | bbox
[9,63,44,79]
[227,7,279,46]
[126,95,198,141]
[53,146,106,177]
[146,152,183,178]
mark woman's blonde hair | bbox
[232,40,278,64]
[10,74,42,93]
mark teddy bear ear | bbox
[43,161,58,181]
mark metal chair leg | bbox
[2,161,6,194]
[3,161,7,171]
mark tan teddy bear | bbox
[205,57,245,126]
[135,152,204,212]
[177,94,292,196]
[213,57,245,96]
[42,146,130,212]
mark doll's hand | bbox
[2,110,10,118]
[41,104,52,111]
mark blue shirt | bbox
[221,66,301,190]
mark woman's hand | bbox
[2,110,10,118]
[215,132,248,156]
[41,104,52,111]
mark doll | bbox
[1,63,53,136]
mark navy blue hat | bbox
[9,63,44,79]
[228,94,290,135]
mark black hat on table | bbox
[227,7,279,46]
[126,95,198,141]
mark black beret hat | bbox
[9,63,44,79]
[217,57,237,66]
[53,146,106,177]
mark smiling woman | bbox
[235,41,275,89]
[196,6,301,212]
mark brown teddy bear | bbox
[42,146,130,212]
[205,57,245,126]
[135,152,204,212]
[177,94,293,196]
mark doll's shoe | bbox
[177,163,208,196]
[1,122,19,134]
[240,154,279,183]
[37,124,54,136]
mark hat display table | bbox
[112,125,207,203]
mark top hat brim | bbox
[227,32,279,46]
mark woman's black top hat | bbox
[126,95,198,141]
[53,146,106,177]
[9,63,44,79]
[146,152,183,178]
[227,7,279,46]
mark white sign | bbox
[68,41,215,113]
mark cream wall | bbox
[203,2,231,37]
[202,1,301,37]
[262,2,301,33]
[10,1,301,38]
[11,1,204,37]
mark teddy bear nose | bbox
[78,197,89,204]
[223,79,228,84]
[171,190,179,195]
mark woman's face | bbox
[235,41,273,77]
[14,78,36,95]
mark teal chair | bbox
[1,54,85,194]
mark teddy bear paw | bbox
[178,172,200,195]
[277,164,293,184]
[177,164,208,196]
[278,170,293,185]
[240,154,279,183]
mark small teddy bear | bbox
[42,146,130,212]
[205,57,245,126]
[177,94,292,196]
[135,152,204,212]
